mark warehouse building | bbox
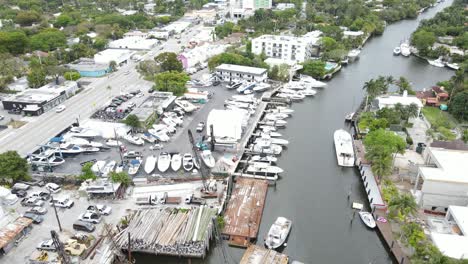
[214,64,268,83]
[94,49,134,65]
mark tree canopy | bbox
[30,29,67,51]
[0,151,30,183]
[79,162,97,181]
[110,171,132,186]
[123,114,141,130]
[155,52,183,72]
[301,60,326,79]
[154,71,189,96]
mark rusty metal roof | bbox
[0,217,33,249]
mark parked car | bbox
[55,105,66,113]
[26,206,48,215]
[21,197,45,207]
[14,189,28,198]
[0,115,4,120]
[212,80,220,86]
[50,196,74,208]
[78,212,101,224]
[45,183,61,193]
[73,221,95,232]
[29,191,50,201]
[23,212,44,224]
[123,151,142,159]
[86,205,112,215]
[12,183,30,191]
[7,109,21,115]
[196,122,205,133]
[36,239,56,251]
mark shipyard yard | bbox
[0,0,463,263]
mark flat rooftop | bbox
[222,178,268,247]
[420,147,468,183]
[215,64,267,75]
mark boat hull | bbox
[334,129,355,167]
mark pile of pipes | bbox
[115,206,217,258]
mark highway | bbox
[0,23,204,156]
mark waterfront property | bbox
[373,91,424,116]
[240,245,289,264]
[215,64,268,83]
[222,178,268,247]
[251,31,322,63]
[412,147,468,213]
[428,205,468,259]
[1,81,79,116]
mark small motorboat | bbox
[29,154,65,167]
[128,159,142,175]
[68,127,99,138]
[345,112,355,122]
[144,155,157,174]
[400,43,411,57]
[102,161,116,177]
[106,139,123,147]
[253,83,271,92]
[171,153,182,171]
[251,155,278,164]
[157,152,171,172]
[91,160,107,174]
[358,211,376,228]
[182,153,194,171]
[265,217,292,249]
[115,163,124,173]
[57,143,83,155]
[347,49,361,62]
[299,89,317,96]
[445,62,460,70]
[393,47,401,55]
[263,120,287,128]
[82,147,100,153]
[141,133,156,143]
[259,125,277,132]
[246,162,283,175]
[266,107,294,115]
[123,134,144,146]
[201,150,216,168]
[428,57,445,68]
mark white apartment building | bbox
[251,31,322,63]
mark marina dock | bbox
[222,178,268,247]
[240,245,289,264]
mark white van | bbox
[45,183,61,194]
[50,196,74,208]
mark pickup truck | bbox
[86,205,112,215]
[184,194,206,205]
[135,195,158,205]
[28,191,51,201]
[21,197,45,207]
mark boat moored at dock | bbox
[333,129,355,167]
[265,217,292,249]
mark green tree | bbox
[0,31,30,55]
[268,65,279,80]
[123,114,141,131]
[302,60,326,79]
[0,53,26,90]
[109,61,117,72]
[64,71,81,81]
[27,67,47,88]
[93,37,108,50]
[154,71,190,96]
[79,162,97,181]
[15,11,42,26]
[0,151,30,183]
[110,171,132,187]
[54,14,72,28]
[320,36,338,52]
[30,29,67,51]
[154,52,183,72]
[137,60,161,79]
[411,30,436,55]
[388,193,418,221]
[449,91,468,121]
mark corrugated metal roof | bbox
[0,217,33,249]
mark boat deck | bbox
[358,164,386,209]
[239,245,289,264]
[222,178,268,247]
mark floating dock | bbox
[240,245,289,264]
[115,207,217,258]
[222,178,268,247]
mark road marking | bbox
[0,131,14,143]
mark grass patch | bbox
[7,120,27,128]
[421,107,457,129]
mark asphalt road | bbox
[0,23,204,157]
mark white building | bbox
[148,30,170,40]
[276,3,295,10]
[94,49,134,65]
[215,64,268,83]
[123,30,149,38]
[251,31,322,63]
[162,21,191,35]
[374,91,424,116]
[429,206,468,259]
[229,0,272,18]
[177,44,228,69]
[343,30,365,38]
[108,37,158,50]
[207,109,246,149]
[412,147,468,212]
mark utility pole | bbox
[51,195,62,232]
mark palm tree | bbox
[369,151,393,181]
[388,193,418,221]
[363,79,380,110]
[406,103,419,121]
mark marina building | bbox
[374,91,424,116]
[2,81,79,116]
[412,147,468,212]
[214,64,268,83]
[428,205,468,259]
[251,31,322,63]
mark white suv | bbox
[78,212,101,224]
[50,197,74,208]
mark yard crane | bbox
[188,129,208,191]
[51,230,70,264]
[210,124,216,151]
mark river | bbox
[137,1,455,263]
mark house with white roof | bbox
[374,91,424,116]
[412,147,468,212]
[428,205,468,259]
[94,49,134,65]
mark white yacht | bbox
[266,107,294,115]
[393,46,401,55]
[400,42,411,57]
[29,153,65,167]
[265,217,292,249]
[246,162,283,175]
[428,57,445,68]
[182,153,194,171]
[347,49,361,62]
[299,89,317,96]
[102,161,116,177]
[57,143,83,155]
[299,75,327,88]
[123,134,144,146]
[251,155,278,164]
[157,152,171,172]
[253,82,271,92]
[171,153,182,171]
[201,150,216,168]
[91,160,107,174]
[105,139,123,147]
[250,141,283,155]
[445,62,459,70]
[264,113,289,121]
[144,155,157,174]
[128,159,142,175]
[333,129,355,167]
[63,137,102,148]
[68,127,99,138]
[262,120,287,128]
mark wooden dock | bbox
[222,178,268,247]
[240,245,289,264]
[375,209,411,264]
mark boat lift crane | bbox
[51,230,70,264]
[188,129,209,191]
